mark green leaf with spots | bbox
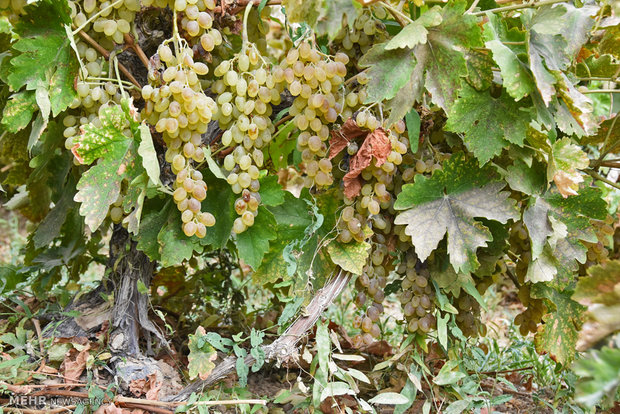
[504,158,546,195]
[415,0,483,112]
[72,104,141,232]
[326,239,371,275]
[8,0,77,118]
[1,90,37,133]
[547,137,589,197]
[576,54,620,79]
[532,284,584,364]
[236,206,277,270]
[523,182,606,285]
[188,327,217,380]
[463,48,494,91]
[359,43,417,103]
[483,14,535,101]
[446,83,531,164]
[394,154,518,273]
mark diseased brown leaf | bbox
[342,127,390,198]
[553,170,584,198]
[343,176,362,199]
[94,404,124,414]
[328,118,367,159]
[129,373,162,400]
[369,128,390,167]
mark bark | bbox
[165,269,350,402]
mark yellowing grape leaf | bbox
[532,284,584,365]
[188,326,217,380]
[394,154,518,273]
[326,239,371,275]
[72,104,142,232]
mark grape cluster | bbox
[69,0,141,45]
[514,284,546,336]
[397,252,436,334]
[330,8,389,70]
[274,43,348,188]
[583,216,614,265]
[142,42,217,237]
[454,293,485,337]
[211,46,280,234]
[352,243,390,345]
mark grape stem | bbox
[241,2,253,49]
[123,33,150,71]
[76,29,141,88]
[585,169,620,191]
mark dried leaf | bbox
[329,118,367,159]
[62,345,90,384]
[342,128,390,198]
[553,170,584,198]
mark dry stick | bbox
[32,319,45,355]
[76,30,141,88]
[123,33,151,70]
[117,403,173,414]
[166,269,351,402]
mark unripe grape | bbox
[183,221,197,237]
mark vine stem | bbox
[585,169,620,191]
[581,89,620,94]
[473,0,566,15]
[76,30,141,88]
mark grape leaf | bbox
[531,284,584,364]
[463,48,494,91]
[573,261,620,350]
[158,207,202,267]
[394,154,518,273]
[358,43,417,103]
[483,14,535,101]
[33,176,75,249]
[199,172,235,249]
[1,90,37,133]
[137,125,162,187]
[416,0,483,112]
[282,0,321,27]
[258,175,285,206]
[523,182,607,284]
[385,8,442,50]
[574,261,620,307]
[573,345,620,407]
[582,115,619,152]
[576,54,620,79]
[446,83,531,164]
[316,0,358,40]
[366,1,483,120]
[188,327,217,381]
[137,200,171,261]
[7,0,77,118]
[504,158,546,195]
[236,206,277,270]
[326,239,371,275]
[72,104,141,232]
[547,137,589,198]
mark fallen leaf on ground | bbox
[62,344,90,384]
